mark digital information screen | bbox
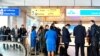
[66,9,100,16]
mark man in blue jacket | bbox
[62,24,71,56]
[73,21,86,56]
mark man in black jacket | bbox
[89,20,99,56]
[62,24,71,56]
[73,21,86,56]
[19,25,27,45]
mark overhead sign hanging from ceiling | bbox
[0,8,20,16]
[66,9,100,16]
[31,8,61,16]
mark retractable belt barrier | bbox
[0,35,9,41]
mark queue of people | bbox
[31,20,99,56]
[0,20,99,56]
[0,26,11,41]
[0,24,27,45]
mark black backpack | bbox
[94,25,100,43]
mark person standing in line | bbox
[37,26,44,53]
[45,26,57,56]
[19,24,27,44]
[89,20,99,56]
[51,22,61,54]
[43,25,49,56]
[30,26,37,52]
[2,26,7,41]
[73,21,86,56]
[5,27,11,41]
[0,27,3,41]
[87,27,91,45]
[62,24,71,56]
[11,25,19,42]
[44,25,49,35]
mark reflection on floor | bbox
[0,37,89,56]
[0,44,88,56]
[29,46,87,56]
[0,42,25,56]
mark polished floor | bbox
[0,41,26,56]
[0,38,89,56]
[29,46,88,56]
[0,44,88,56]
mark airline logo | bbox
[66,9,80,16]
[68,10,75,14]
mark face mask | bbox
[66,26,68,29]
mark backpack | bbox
[93,25,100,43]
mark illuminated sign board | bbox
[31,8,61,16]
[0,8,20,16]
[66,9,100,16]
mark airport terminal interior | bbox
[0,6,100,56]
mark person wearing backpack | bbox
[89,20,99,56]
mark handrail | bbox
[59,43,89,47]
[0,35,8,37]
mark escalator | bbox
[0,41,27,56]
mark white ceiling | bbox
[0,0,100,6]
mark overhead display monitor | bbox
[66,9,100,16]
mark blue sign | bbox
[80,9,100,16]
[0,8,20,16]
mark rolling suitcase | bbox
[60,46,67,56]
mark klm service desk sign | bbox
[66,9,100,16]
